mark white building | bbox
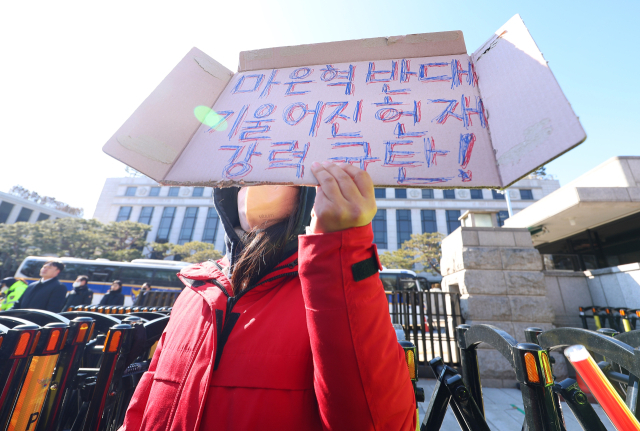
[93,176,559,272]
[0,191,78,224]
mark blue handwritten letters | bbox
[187,54,497,187]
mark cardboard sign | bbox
[104,15,586,189]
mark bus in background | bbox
[379,268,430,292]
[15,256,192,306]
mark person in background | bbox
[0,277,29,310]
[99,280,125,306]
[12,261,67,312]
[133,283,151,307]
[61,275,94,311]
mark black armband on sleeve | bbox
[352,255,379,282]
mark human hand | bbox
[309,162,377,234]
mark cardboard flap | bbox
[102,48,234,182]
[239,31,467,72]
[471,15,586,187]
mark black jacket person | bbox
[61,275,94,311]
[13,261,67,313]
[99,280,125,306]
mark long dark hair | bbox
[231,190,300,295]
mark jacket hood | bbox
[213,186,316,271]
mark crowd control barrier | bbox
[579,305,640,333]
[387,290,464,371]
[133,291,180,308]
[427,323,640,431]
[454,324,563,431]
[6,305,640,431]
[0,308,170,431]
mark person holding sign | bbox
[120,162,416,430]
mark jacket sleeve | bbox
[46,283,68,313]
[119,331,165,431]
[298,224,416,431]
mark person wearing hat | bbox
[0,277,29,311]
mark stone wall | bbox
[544,271,593,328]
[585,263,640,309]
[440,227,557,388]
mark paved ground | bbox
[416,379,615,430]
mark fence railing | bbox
[136,291,181,308]
[386,290,464,369]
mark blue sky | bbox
[1,0,637,215]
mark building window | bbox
[497,211,510,227]
[446,210,461,234]
[492,190,505,200]
[372,209,387,249]
[138,207,154,225]
[37,213,50,222]
[168,187,180,197]
[0,202,15,223]
[202,207,220,244]
[156,207,176,242]
[421,210,437,233]
[396,210,412,248]
[443,190,456,199]
[125,187,137,196]
[116,206,132,222]
[16,208,33,223]
[374,188,386,199]
[422,189,434,199]
[192,187,204,197]
[395,188,407,199]
[520,189,534,200]
[149,187,161,196]
[178,207,199,244]
[471,190,483,199]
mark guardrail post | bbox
[79,323,133,431]
[553,378,607,431]
[36,317,95,431]
[456,324,484,416]
[6,322,69,431]
[0,320,41,428]
[514,343,564,431]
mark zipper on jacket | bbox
[207,269,298,370]
[271,259,298,272]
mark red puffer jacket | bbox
[120,224,416,430]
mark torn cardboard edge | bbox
[103,14,586,190]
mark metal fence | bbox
[136,291,181,307]
[386,290,464,368]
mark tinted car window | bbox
[119,267,154,285]
[58,263,88,281]
[379,274,397,291]
[84,265,119,282]
[19,259,44,278]
[399,277,418,291]
[153,269,182,287]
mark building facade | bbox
[505,156,640,271]
[0,191,77,224]
[93,176,559,271]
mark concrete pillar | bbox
[440,227,556,387]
